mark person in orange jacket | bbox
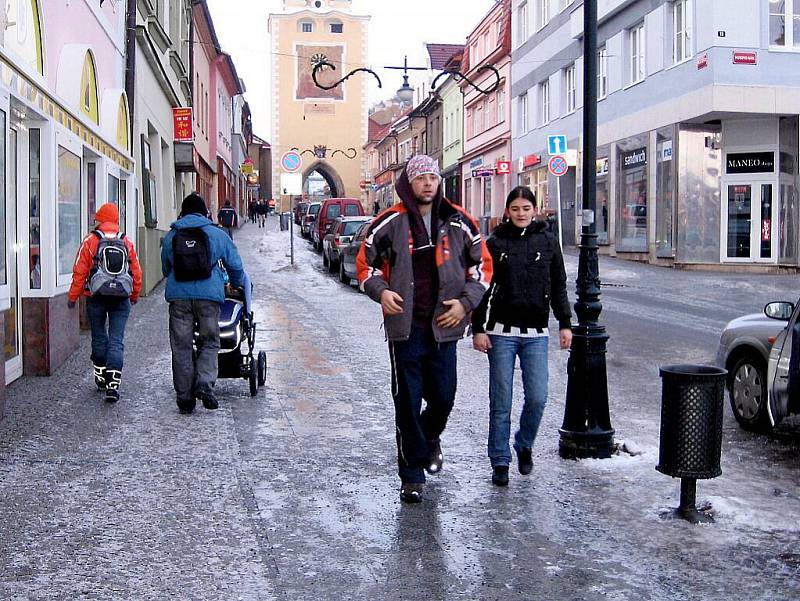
[68,203,142,403]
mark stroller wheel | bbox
[249,358,258,397]
[257,351,267,386]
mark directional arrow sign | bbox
[547,135,568,156]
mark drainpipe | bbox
[125,0,136,126]
[188,0,194,106]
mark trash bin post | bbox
[657,364,727,524]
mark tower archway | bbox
[302,160,346,199]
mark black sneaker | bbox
[516,447,533,475]
[492,465,509,486]
[425,439,443,474]
[104,388,119,403]
[195,387,219,410]
[104,369,121,404]
[177,399,196,414]
[93,364,107,391]
[399,482,423,504]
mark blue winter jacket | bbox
[161,213,245,304]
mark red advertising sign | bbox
[172,107,193,142]
[762,220,771,242]
[523,154,542,169]
[733,51,757,65]
[496,161,512,175]
[697,53,709,70]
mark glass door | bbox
[724,182,775,262]
[5,127,22,382]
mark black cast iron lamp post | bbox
[559,0,615,459]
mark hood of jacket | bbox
[170,213,213,230]
[492,219,548,240]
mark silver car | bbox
[716,300,797,431]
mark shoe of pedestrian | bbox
[492,465,509,486]
[195,386,219,410]
[425,439,443,474]
[516,447,533,475]
[399,482,423,504]
[93,364,107,391]
[104,369,121,403]
[177,398,196,414]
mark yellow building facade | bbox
[268,0,369,203]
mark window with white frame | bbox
[497,88,505,123]
[495,19,504,44]
[537,0,550,31]
[300,20,314,33]
[565,63,576,113]
[540,79,550,125]
[559,0,575,10]
[466,108,473,137]
[519,92,528,135]
[769,0,800,47]
[598,45,608,99]
[518,2,529,44]
[629,22,645,84]
[672,0,692,63]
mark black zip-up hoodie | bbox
[472,220,572,334]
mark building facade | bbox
[135,0,194,293]
[461,0,512,229]
[268,0,370,205]
[512,0,800,267]
[0,0,135,407]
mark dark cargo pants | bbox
[168,300,220,402]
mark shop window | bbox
[779,116,799,263]
[0,110,5,287]
[655,127,676,256]
[483,177,492,216]
[29,129,41,289]
[141,136,157,228]
[616,133,648,252]
[596,150,609,244]
[770,0,800,47]
[87,162,97,228]
[80,51,99,123]
[57,146,82,278]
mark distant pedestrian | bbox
[472,186,572,487]
[248,199,257,223]
[256,200,268,228]
[161,193,245,414]
[68,203,142,403]
[217,200,239,239]
[357,154,493,504]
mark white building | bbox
[512,0,800,268]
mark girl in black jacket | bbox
[472,186,572,486]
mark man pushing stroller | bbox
[161,192,246,414]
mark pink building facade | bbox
[460,0,512,228]
[0,0,134,404]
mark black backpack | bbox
[88,231,133,297]
[172,227,212,281]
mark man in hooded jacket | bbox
[161,193,245,414]
[357,155,493,503]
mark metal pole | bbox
[559,0,615,459]
[555,174,563,253]
[290,204,295,266]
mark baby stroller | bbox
[196,271,267,397]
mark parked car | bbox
[312,198,365,252]
[322,216,370,272]
[338,220,372,286]
[294,201,309,225]
[301,202,321,238]
[715,299,797,431]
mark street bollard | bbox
[656,364,727,524]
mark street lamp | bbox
[559,0,615,460]
[311,56,501,103]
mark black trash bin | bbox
[279,212,290,231]
[657,364,727,523]
[478,216,490,236]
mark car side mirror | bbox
[309,215,316,222]
[764,301,794,321]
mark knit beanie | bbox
[405,154,441,182]
[181,192,208,217]
[95,203,119,224]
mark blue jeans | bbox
[487,335,549,467]
[87,296,132,371]
[389,326,457,484]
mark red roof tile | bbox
[426,43,466,70]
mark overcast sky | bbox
[205,0,496,141]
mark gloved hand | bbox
[67,300,76,309]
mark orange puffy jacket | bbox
[68,222,143,303]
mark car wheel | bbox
[257,351,267,386]
[339,261,349,284]
[322,250,329,268]
[729,355,772,432]
[327,254,337,273]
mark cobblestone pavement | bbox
[1,216,798,600]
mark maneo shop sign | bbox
[726,152,775,174]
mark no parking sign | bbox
[548,155,569,177]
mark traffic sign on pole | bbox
[548,155,569,177]
[280,151,303,173]
[547,135,568,156]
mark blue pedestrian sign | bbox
[280,151,303,173]
[547,135,568,156]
